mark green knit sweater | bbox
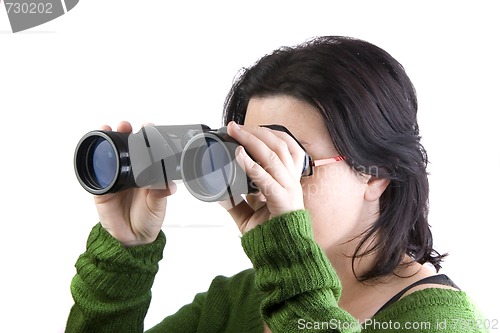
[66,210,486,332]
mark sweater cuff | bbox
[74,223,166,300]
[241,210,342,300]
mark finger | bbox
[263,128,307,179]
[227,122,295,189]
[99,121,133,133]
[117,121,133,133]
[235,145,285,197]
[257,127,298,175]
[233,123,305,180]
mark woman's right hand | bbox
[93,121,176,247]
[219,122,306,234]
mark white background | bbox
[1,1,499,331]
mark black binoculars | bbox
[74,124,312,202]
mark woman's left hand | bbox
[219,121,306,234]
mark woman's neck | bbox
[327,248,432,322]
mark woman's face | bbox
[244,95,375,255]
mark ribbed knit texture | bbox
[367,288,488,333]
[66,211,487,332]
[241,210,360,333]
[66,223,166,332]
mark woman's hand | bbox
[93,121,176,247]
[220,121,305,234]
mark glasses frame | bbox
[302,155,346,176]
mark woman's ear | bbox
[364,177,390,202]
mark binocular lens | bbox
[91,138,117,188]
[182,135,235,201]
[75,132,124,194]
[197,138,231,196]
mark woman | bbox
[66,36,486,332]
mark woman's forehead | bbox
[245,96,323,131]
[245,95,337,157]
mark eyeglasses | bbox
[302,155,346,176]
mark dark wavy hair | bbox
[222,36,446,281]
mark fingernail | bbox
[236,146,246,156]
[231,121,241,130]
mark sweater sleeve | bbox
[241,210,361,333]
[65,223,167,333]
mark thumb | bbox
[219,197,255,232]
[147,182,177,213]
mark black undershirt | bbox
[374,274,460,315]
